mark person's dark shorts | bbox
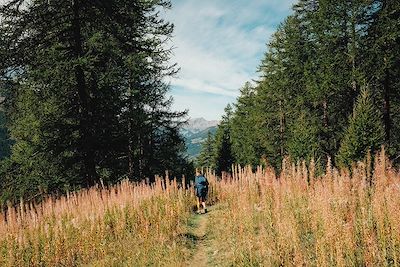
[197,194,207,202]
[196,188,207,202]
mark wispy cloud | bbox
[0,0,295,120]
[165,0,296,119]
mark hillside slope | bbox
[182,118,219,159]
[185,126,217,159]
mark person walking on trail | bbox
[194,170,209,214]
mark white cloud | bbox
[0,0,295,120]
[165,0,296,119]
[167,0,279,98]
[170,88,236,121]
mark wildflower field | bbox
[209,151,400,266]
[1,151,400,266]
[0,178,202,266]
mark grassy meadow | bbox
[209,151,400,266]
[0,177,213,266]
[0,151,400,266]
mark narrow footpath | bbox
[187,206,215,267]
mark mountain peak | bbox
[182,118,219,159]
[184,117,219,133]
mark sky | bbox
[0,0,296,120]
[165,0,297,121]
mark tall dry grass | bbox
[0,177,201,266]
[208,150,400,266]
[2,151,399,266]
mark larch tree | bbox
[337,88,384,167]
[0,0,189,203]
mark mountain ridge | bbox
[182,117,219,135]
[181,118,219,159]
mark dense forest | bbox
[199,0,400,173]
[0,0,193,204]
[0,1,400,264]
[1,0,399,203]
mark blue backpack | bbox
[195,175,208,196]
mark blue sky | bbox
[165,0,297,120]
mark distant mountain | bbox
[182,118,219,136]
[181,118,219,159]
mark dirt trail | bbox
[189,208,212,267]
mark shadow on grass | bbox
[179,231,206,254]
[180,232,204,243]
[180,210,210,252]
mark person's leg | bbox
[196,197,201,213]
[202,196,207,213]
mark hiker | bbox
[194,170,209,214]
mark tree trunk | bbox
[128,118,134,179]
[127,81,135,180]
[350,1,358,92]
[383,58,391,144]
[323,99,328,128]
[72,0,97,186]
[279,100,285,157]
[138,132,144,180]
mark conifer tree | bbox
[337,88,385,167]
[0,0,188,202]
[230,82,260,166]
[287,111,320,163]
[364,0,400,154]
[197,131,216,169]
[213,105,234,175]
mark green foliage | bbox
[200,0,400,171]
[184,127,217,159]
[197,104,235,174]
[230,83,261,167]
[287,111,320,163]
[0,0,189,203]
[213,105,235,174]
[197,131,216,169]
[363,0,400,156]
[337,89,385,167]
[0,111,11,160]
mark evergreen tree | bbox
[230,82,261,166]
[287,111,320,163]
[223,0,388,169]
[197,131,216,169]
[364,0,400,155]
[0,111,11,159]
[337,88,384,167]
[256,15,311,168]
[0,0,188,202]
[213,105,234,174]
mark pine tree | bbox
[255,15,310,168]
[230,82,261,166]
[0,111,11,159]
[0,83,11,160]
[337,88,385,167]
[364,0,400,155]
[0,0,188,202]
[287,111,320,163]
[214,105,235,175]
[212,0,400,170]
[197,131,216,169]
